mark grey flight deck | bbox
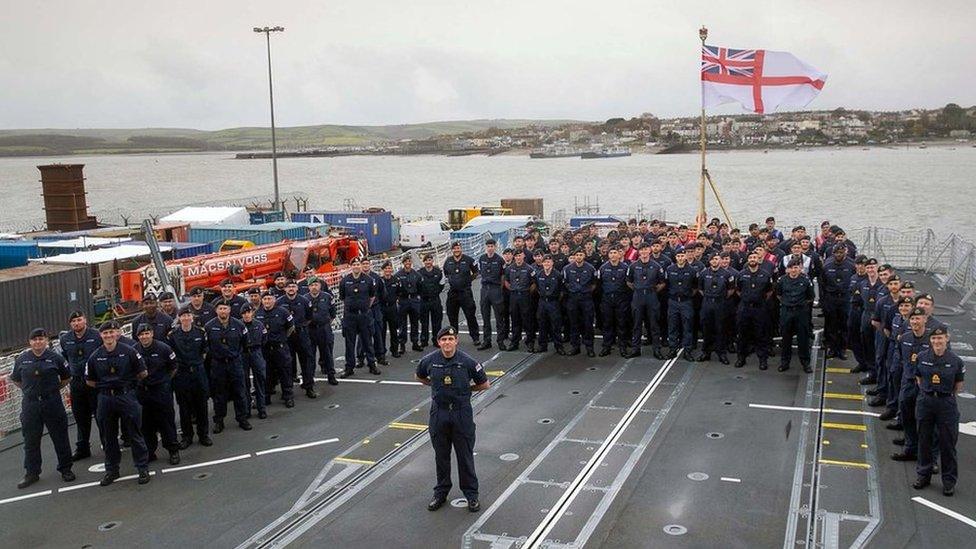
[0,272,973,548]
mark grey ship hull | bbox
[0,273,974,548]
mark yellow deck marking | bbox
[389,422,428,431]
[826,367,851,374]
[819,459,871,469]
[362,439,370,445]
[823,422,867,432]
[486,370,505,376]
[861,444,869,449]
[822,440,831,445]
[334,456,376,465]
[825,392,863,401]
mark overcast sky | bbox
[2,0,972,129]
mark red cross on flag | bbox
[701,44,827,114]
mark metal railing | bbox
[2,226,975,439]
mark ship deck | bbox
[1,272,974,548]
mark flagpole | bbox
[697,26,708,232]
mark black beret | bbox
[897,296,914,305]
[261,291,276,298]
[220,278,234,287]
[177,307,193,316]
[158,291,175,300]
[902,281,915,289]
[99,320,120,332]
[273,271,285,278]
[887,274,901,282]
[854,255,868,264]
[865,258,878,266]
[915,293,934,303]
[29,328,48,339]
[436,326,457,339]
[188,287,204,296]
[247,287,262,295]
[240,304,253,314]
[141,292,158,302]
[930,326,948,337]
[451,241,461,248]
[285,279,298,287]
[909,307,926,318]
[136,323,154,335]
[68,310,85,321]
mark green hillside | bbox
[0,119,583,156]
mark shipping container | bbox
[153,222,190,243]
[249,210,286,224]
[501,198,545,217]
[160,241,213,260]
[37,236,132,257]
[291,210,394,254]
[0,264,93,352]
[187,222,328,248]
[0,241,42,269]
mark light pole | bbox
[253,25,285,211]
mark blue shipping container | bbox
[187,223,328,247]
[249,210,286,224]
[291,211,394,254]
[0,241,41,269]
[160,241,214,260]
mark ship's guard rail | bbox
[1,226,974,439]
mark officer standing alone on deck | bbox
[444,242,482,345]
[416,327,490,513]
[11,328,75,489]
[85,321,151,486]
[913,326,965,496]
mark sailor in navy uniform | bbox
[85,320,151,486]
[913,326,965,496]
[58,310,102,460]
[416,327,490,513]
[11,328,75,489]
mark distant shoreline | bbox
[0,137,968,159]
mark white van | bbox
[400,220,452,249]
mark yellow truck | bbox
[447,206,513,230]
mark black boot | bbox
[718,353,730,365]
[327,374,339,385]
[17,474,39,489]
[599,347,612,357]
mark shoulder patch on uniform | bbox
[475,363,483,372]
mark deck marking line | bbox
[255,438,340,456]
[523,352,680,548]
[825,367,851,374]
[486,370,505,376]
[720,477,742,483]
[748,403,881,418]
[818,459,870,469]
[823,422,867,432]
[161,453,251,473]
[824,392,864,401]
[58,481,101,492]
[333,456,376,465]
[389,421,427,431]
[911,496,976,529]
[0,489,52,505]
[377,380,423,386]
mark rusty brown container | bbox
[501,198,544,217]
[37,164,98,231]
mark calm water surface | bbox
[1,146,973,234]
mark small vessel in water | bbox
[580,145,632,159]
